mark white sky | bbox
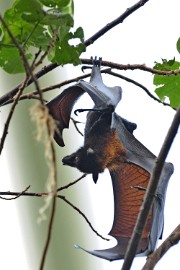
[0,0,179,269]
[73,0,180,269]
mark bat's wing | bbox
[78,63,122,108]
[47,86,84,146]
[46,80,121,147]
[76,162,152,260]
[47,58,122,146]
[76,113,173,261]
[109,163,152,258]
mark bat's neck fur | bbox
[86,127,127,172]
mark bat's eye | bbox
[75,156,80,163]
[87,148,94,155]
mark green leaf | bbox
[0,0,84,74]
[40,0,74,15]
[154,58,176,71]
[41,12,73,27]
[176,37,180,54]
[153,60,180,108]
[49,27,85,65]
[14,0,45,22]
[40,0,71,8]
[0,47,31,73]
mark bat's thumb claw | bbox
[74,244,80,249]
[74,242,124,261]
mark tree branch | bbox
[5,72,91,106]
[58,195,109,241]
[105,70,173,109]
[81,59,180,76]
[57,173,86,192]
[0,185,30,200]
[0,14,44,105]
[0,13,44,155]
[141,224,180,270]
[38,107,57,270]
[1,59,180,108]
[0,77,29,154]
[84,0,150,46]
[121,105,180,270]
[0,63,58,106]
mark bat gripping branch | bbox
[91,56,102,67]
[81,56,102,73]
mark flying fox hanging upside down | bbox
[47,57,173,261]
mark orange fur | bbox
[87,128,127,172]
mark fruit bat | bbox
[47,57,174,261]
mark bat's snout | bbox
[62,153,78,168]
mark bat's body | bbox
[47,58,173,261]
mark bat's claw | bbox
[81,57,102,72]
[91,56,102,67]
[81,65,92,73]
[74,105,114,116]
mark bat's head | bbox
[62,147,103,183]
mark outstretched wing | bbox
[75,114,173,261]
[109,163,152,257]
[77,162,152,261]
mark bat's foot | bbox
[91,56,102,67]
[81,56,102,72]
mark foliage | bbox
[153,59,180,108]
[0,0,85,73]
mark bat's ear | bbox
[92,173,99,183]
[121,117,137,133]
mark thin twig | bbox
[31,48,42,68]
[0,14,44,105]
[0,77,29,154]
[2,69,116,106]
[105,70,173,109]
[0,72,91,107]
[121,105,180,270]
[33,28,59,68]
[0,13,44,154]
[57,173,87,192]
[0,63,58,106]
[84,0,150,46]
[141,224,180,270]
[20,73,91,100]
[0,185,30,200]
[58,195,109,241]
[0,186,108,241]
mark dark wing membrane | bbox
[109,162,152,256]
[76,162,152,261]
[110,162,151,239]
[47,86,84,146]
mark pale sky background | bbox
[0,0,180,269]
[72,1,180,269]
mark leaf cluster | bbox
[0,0,85,73]
[154,57,180,109]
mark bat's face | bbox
[62,147,104,175]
